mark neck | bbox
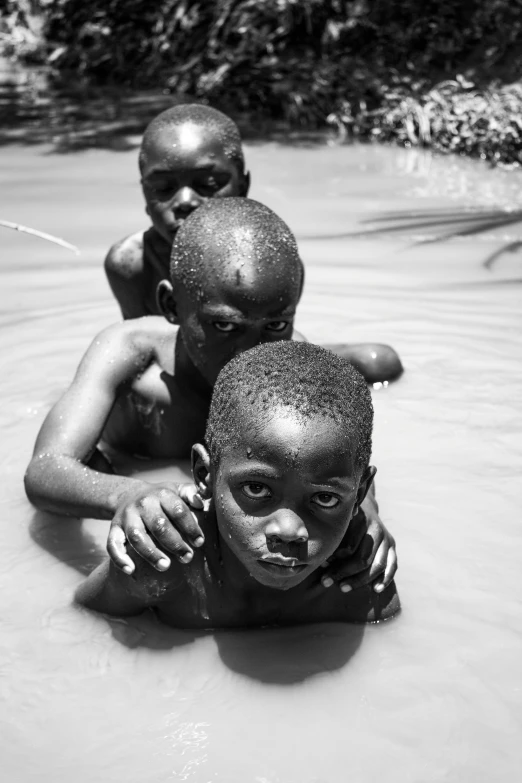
[146,226,173,270]
[174,331,213,400]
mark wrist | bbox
[107,478,152,516]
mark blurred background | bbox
[1,0,521,163]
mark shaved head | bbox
[139,104,244,173]
[169,198,304,303]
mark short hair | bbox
[139,103,244,172]
[206,341,373,470]
[170,197,305,300]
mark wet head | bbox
[161,198,305,385]
[139,104,249,242]
[197,342,375,591]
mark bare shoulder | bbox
[75,554,185,618]
[79,317,174,384]
[104,231,146,280]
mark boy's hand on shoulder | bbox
[320,509,397,595]
[107,483,205,575]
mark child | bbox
[25,199,397,594]
[105,104,250,320]
[104,103,402,383]
[76,341,400,628]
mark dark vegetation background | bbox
[1,0,522,163]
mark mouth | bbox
[258,558,308,577]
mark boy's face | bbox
[141,123,248,243]
[172,251,300,386]
[212,410,371,591]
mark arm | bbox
[24,323,205,572]
[24,323,151,519]
[320,481,398,594]
[322,342,403,384]
[104,234,149,319]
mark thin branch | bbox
[0,220,79,254]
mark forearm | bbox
[24,454,149,520]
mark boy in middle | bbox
[25,198,397,594]
[105,103,402,384]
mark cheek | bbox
[306,518,350,561]
[216,490,265,554]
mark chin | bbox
[253,565,310,591]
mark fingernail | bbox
[340,583,352,593]
[322,576,334,588]
[122,565,133,575]
[374,583,384,593]
[180,551,193,564]
[194,536,204,547]
[157,558,170,570]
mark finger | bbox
[107,524,135,575]
[141,504,194,564]
[159,490,204,547]
[374,547,398,593]
[123,508,172,571]
[178,483,204,510]
[339,539,388,592]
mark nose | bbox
[173,186,202,214]
[265,510,309,544]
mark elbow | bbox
[24,459,57,513]
[24,461,44,508]
[351,344,404,384]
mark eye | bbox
[148,182,174,196]
[242,483,271,499]
[213,321,238,332]
[197,175,227,196]
[312,492,340,509]
[265,321,289,332]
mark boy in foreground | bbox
[76,341,400,628]
[25,198,397,595]
[105,103,402,384]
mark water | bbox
[1,141,521,782]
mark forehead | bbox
[222,409,358,480]
[195,257,300,314]
[142,122,239,174]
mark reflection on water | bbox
[1,142,521,782]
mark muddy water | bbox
[1,141,521,782]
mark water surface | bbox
[1,141,521,782]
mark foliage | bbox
[5,1,522,165]
[329,76,522,166]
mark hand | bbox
[107,482,205,575]
[320,509,397,594]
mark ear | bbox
[191,443,213,499]
[297,258,305,302]
[352,465,376,517]
[240,170,251,197]
[156,279,179,324]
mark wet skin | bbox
[104,122,249,319]
[75,411,400,628]
[103,120,403,383]
[26,241,398,587]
